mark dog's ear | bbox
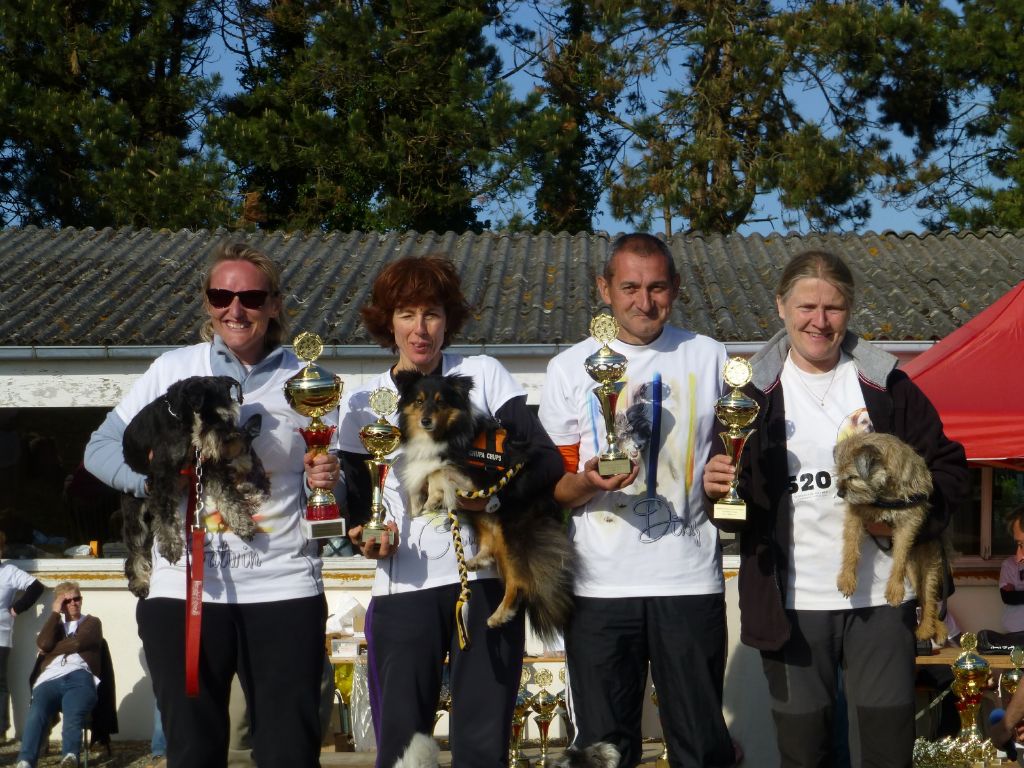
[163,378,194,421]
[852,442,882,482]
[392,370,423,399]
[446,374,475,404]
[241,414,262,441]
[217,376,243,405]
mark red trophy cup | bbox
[284,332,346,539]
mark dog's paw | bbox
[158,538,183,565]
[464,554,494,571]
[836,573,857,598]
[885,581,906,606]
[486,606,517,628]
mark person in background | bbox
[539,233,736,767]
[1000,507,1024,633]
[703,250,966,768]
[147,699,166,768]
[0,530,44,744]
[84,242,338,767]
[15,582,101,768]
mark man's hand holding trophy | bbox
[584,314,632,477]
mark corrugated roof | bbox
[2,226,1022,347]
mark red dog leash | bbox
[183,449,205,697]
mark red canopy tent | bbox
[902,281,1024,469]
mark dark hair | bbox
[776,250,855,309]
[200,242,288,350]
[360,256,470,351]
[604,233,678,283]
[1007,506,1024,537]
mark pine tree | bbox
[212,0,531,232]
[914,0,1024,230]
[595,0,953,234]
[0,0,230,228]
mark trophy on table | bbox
[530,668,559,767]
[284,332,346,539]
[584,314,631,477]
[509,667,534,768]
[912,632,997,766]
[1000,646,1024,704]
[357,387,400,546]
[712,356,760,525]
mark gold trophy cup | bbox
[530,668,559,767]
[1000,646,1024,703]
[284,332,346,540]
[509,667,534,768]
[712,357,760,525]
[358,387,400,546]
[584,314,631,477]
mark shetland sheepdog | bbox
[394,371,574,642]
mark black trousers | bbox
[760,603,917,768]
[565,594,734,768]
[365,579,525,768]
[138,594,327,768]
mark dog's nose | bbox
[420,417,433,430]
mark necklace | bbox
[790,354,839,407]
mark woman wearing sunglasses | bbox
[84,242,337,767]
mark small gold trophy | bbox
[712,357,760,524]
[584,314,631,476]
[1001,646,1024,703]
[530,668,559,767]
[357,387,400,546]
[284,332,346,540]
[509,667,534,768]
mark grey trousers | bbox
[761,603,917,768]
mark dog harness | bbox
[446,427,525,650]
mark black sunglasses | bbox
[205,288,272,309]
[63,596,82,604]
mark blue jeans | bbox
[17,669,97,766]
[151,698,166,756]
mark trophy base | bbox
[712,499,745,536]
[301,517,347,540]
[361,525,395,547]
[597,456,632,477]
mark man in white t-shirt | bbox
[539,234,735,767]
[1001,507,1024,633]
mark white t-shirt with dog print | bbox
[781,352,914,610]
[114,343,324,604]
[337,354,520,597]
[539,325,727,598]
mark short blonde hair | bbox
[199,242,289,350]
[54,580,80,596]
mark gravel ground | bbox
[0,739,157,767]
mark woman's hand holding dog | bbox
[703,454,735,500]
[304,451,340,491]
[348,523,399,560]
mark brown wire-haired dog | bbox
[394,371,574,642]
[120,376,270,597]
[834,431,947,643]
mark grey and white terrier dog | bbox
[120,375,270,597]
